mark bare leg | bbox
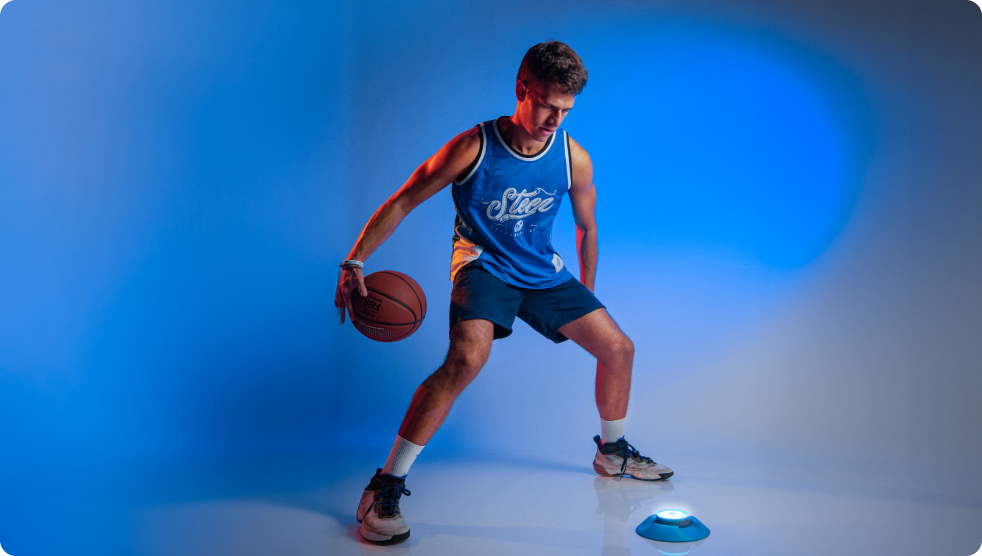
[397,319,494,445]
[558,309,634,421]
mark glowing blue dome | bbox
[637,510,711,543]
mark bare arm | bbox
[335,127,482,323]
[567,136,598,292]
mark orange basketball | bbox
[349,271,427,342]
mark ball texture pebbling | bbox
[349,271,427,342]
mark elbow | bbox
[387,194,416,218]
[576,222,597,238]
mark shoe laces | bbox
[614,438,654,475]
[374,481,411,518]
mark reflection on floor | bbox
[2,446,981,555]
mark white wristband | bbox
[340,260,364,269]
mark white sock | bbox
[601,418,626,445]
[381,435,424,478]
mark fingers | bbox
[346,269,364,323]
[335,283,346,324]
[335,271,350,325]
[357,271,367,297]
[337,267,366,325]
[344,289,356,325]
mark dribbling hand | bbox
[335,266,368,324]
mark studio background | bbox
[1,0,980,554]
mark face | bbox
[516,80,576,142]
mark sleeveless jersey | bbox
[450,118,574,289]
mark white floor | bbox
[5,445,978,555]
[117,446,982,556]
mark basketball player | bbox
[335,41,673,544]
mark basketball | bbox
[349,270,427,342]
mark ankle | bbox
[600,418,626,445]
[381,435,424,478]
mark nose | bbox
[550,108,563,126]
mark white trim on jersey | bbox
[492,117,555,162]
[563,131,572,191]
[454,123,487,186]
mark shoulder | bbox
[443,124,484,165]
[416,124,485,183]
[566,134,591,165]
[439,124,485,182]
[566,134,593,187]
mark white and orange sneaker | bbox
[593,436,674,481]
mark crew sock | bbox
[381,435,424,478]
[601,418,626,445]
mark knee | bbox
[606,335,634,367]
[448,349,488,386]
[427,348,488,393]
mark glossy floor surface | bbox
[322,448,982,556]
[3,446,981,556]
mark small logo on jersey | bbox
[485,187,557,222]
[514,221,524,233]
[552,253,564,272]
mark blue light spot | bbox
[581,20,871,268]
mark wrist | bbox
[340,259,364,269]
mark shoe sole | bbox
[359,523,410,544]
[593,462,673,481]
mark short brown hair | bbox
[517,41,588,96]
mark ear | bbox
[516,79,528,102]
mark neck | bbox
[499,116,548,156]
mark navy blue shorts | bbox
[449,261,606,343]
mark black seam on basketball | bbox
[380,271,424,321]
[353,316,418,328]
[359,277,418,323]
[351,319,413,343]
[356,320,419,327]
[365,321,412,342]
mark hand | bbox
[335,266,367,324]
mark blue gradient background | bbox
[1,0,981,554]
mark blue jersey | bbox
[450,118,574,289]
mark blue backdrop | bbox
[1,0,980,543]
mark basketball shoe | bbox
[593,436,674,481]
[356,469,411,543]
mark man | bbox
[335,41,673,544]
